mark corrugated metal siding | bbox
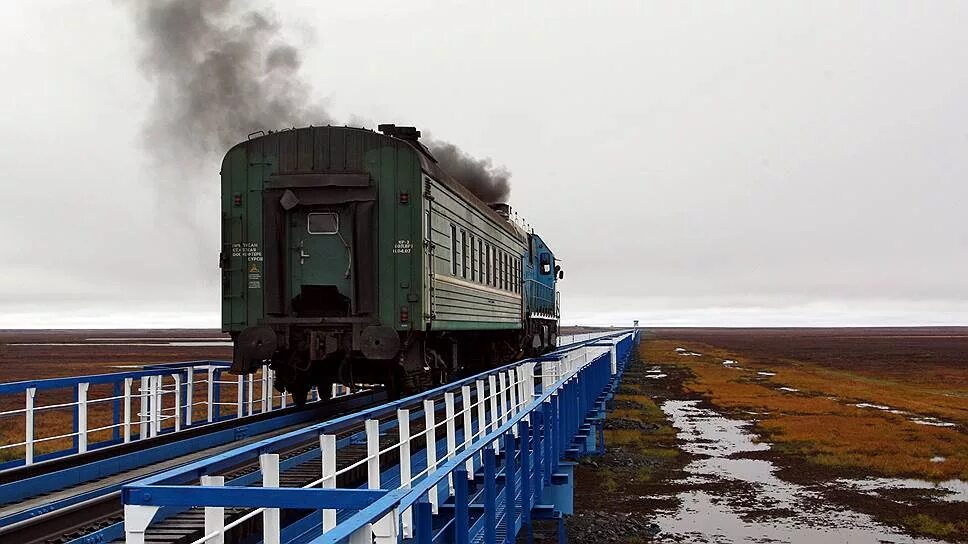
[425,177,525,329]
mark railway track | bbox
[116,397,450,544]
[0,388,390,544]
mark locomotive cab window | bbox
[539,253,552,274]
[307,212,339,234]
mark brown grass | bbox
[642,339,968,481]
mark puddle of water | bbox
[931,456,946,463]
[652,399,948,543]
[721,360,737,366]
[777,387,800,392]
[910,417,957,428]
[836,477,968,503]
[756,371,776,377]
[854,403,891,410]
[646,374,668,379]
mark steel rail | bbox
[0,389,388,544]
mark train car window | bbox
[461,230,468,278]
[307,212,338,234]
[485,243,491,285]
[502,252,507,290]
[478,239,484,283]
[470,234,476,281]
[513,260,517,293]
[540,253,552,274]
[451,225,458,276]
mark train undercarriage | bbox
[232,319,558,405]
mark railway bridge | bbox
[0,330,638,544]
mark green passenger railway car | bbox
[221,124,561,403]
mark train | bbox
[220,124,562,403]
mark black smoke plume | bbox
[127,0,329,162]
[426,139,512,204]
[126,0,511,203]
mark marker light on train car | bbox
[400,306,409,323]
[233,193,242,206]
[399,191,409,204]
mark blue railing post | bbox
[542,400,553,486]
[504,430,517,543]
[484,446,497,544]
[455,467,470,544]
[416,497,433,544]
[520,419,533,543]
[550,394,560,474]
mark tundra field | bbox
[568,327,967,543]
[2,328,965,542]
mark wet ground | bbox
[568,339,967,544]
[651,398,951,543]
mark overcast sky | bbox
[1,1,966,328]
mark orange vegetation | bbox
[642,339,968,481]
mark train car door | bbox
[288,207,353,316]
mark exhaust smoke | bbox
[125,0,511,203]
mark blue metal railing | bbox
[0,360,320,470]
[121,330,637,544]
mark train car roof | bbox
[230,125,527,242]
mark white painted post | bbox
[185,367,194,426]
[444,392,456,494]
[475,380,486,435]
[206,367,215,423]
[349,525,372,544]
[236,375,244,418]
[372,509,400,544]
[610,342,618,375]
[509,368,520,438]
[201,475,225,544]
[366,419,381,489]
[123,504,160,544]
[140,376,149,439]
[123,378,132,443]
[247,374,255,416]
[261,366,269,413]
[173,373,182,433]
[77,382,89,453]
[422,399,439,513]
[488,375,499,453]
[475,379,487,467]
[398,409,413,538]
[460,386,474,477]
[149,376,160,437]
[331,383,339,398]
[281,387,287,409]
[320,433,337,532]
[261,454,281,544]
[25,387,35,465]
